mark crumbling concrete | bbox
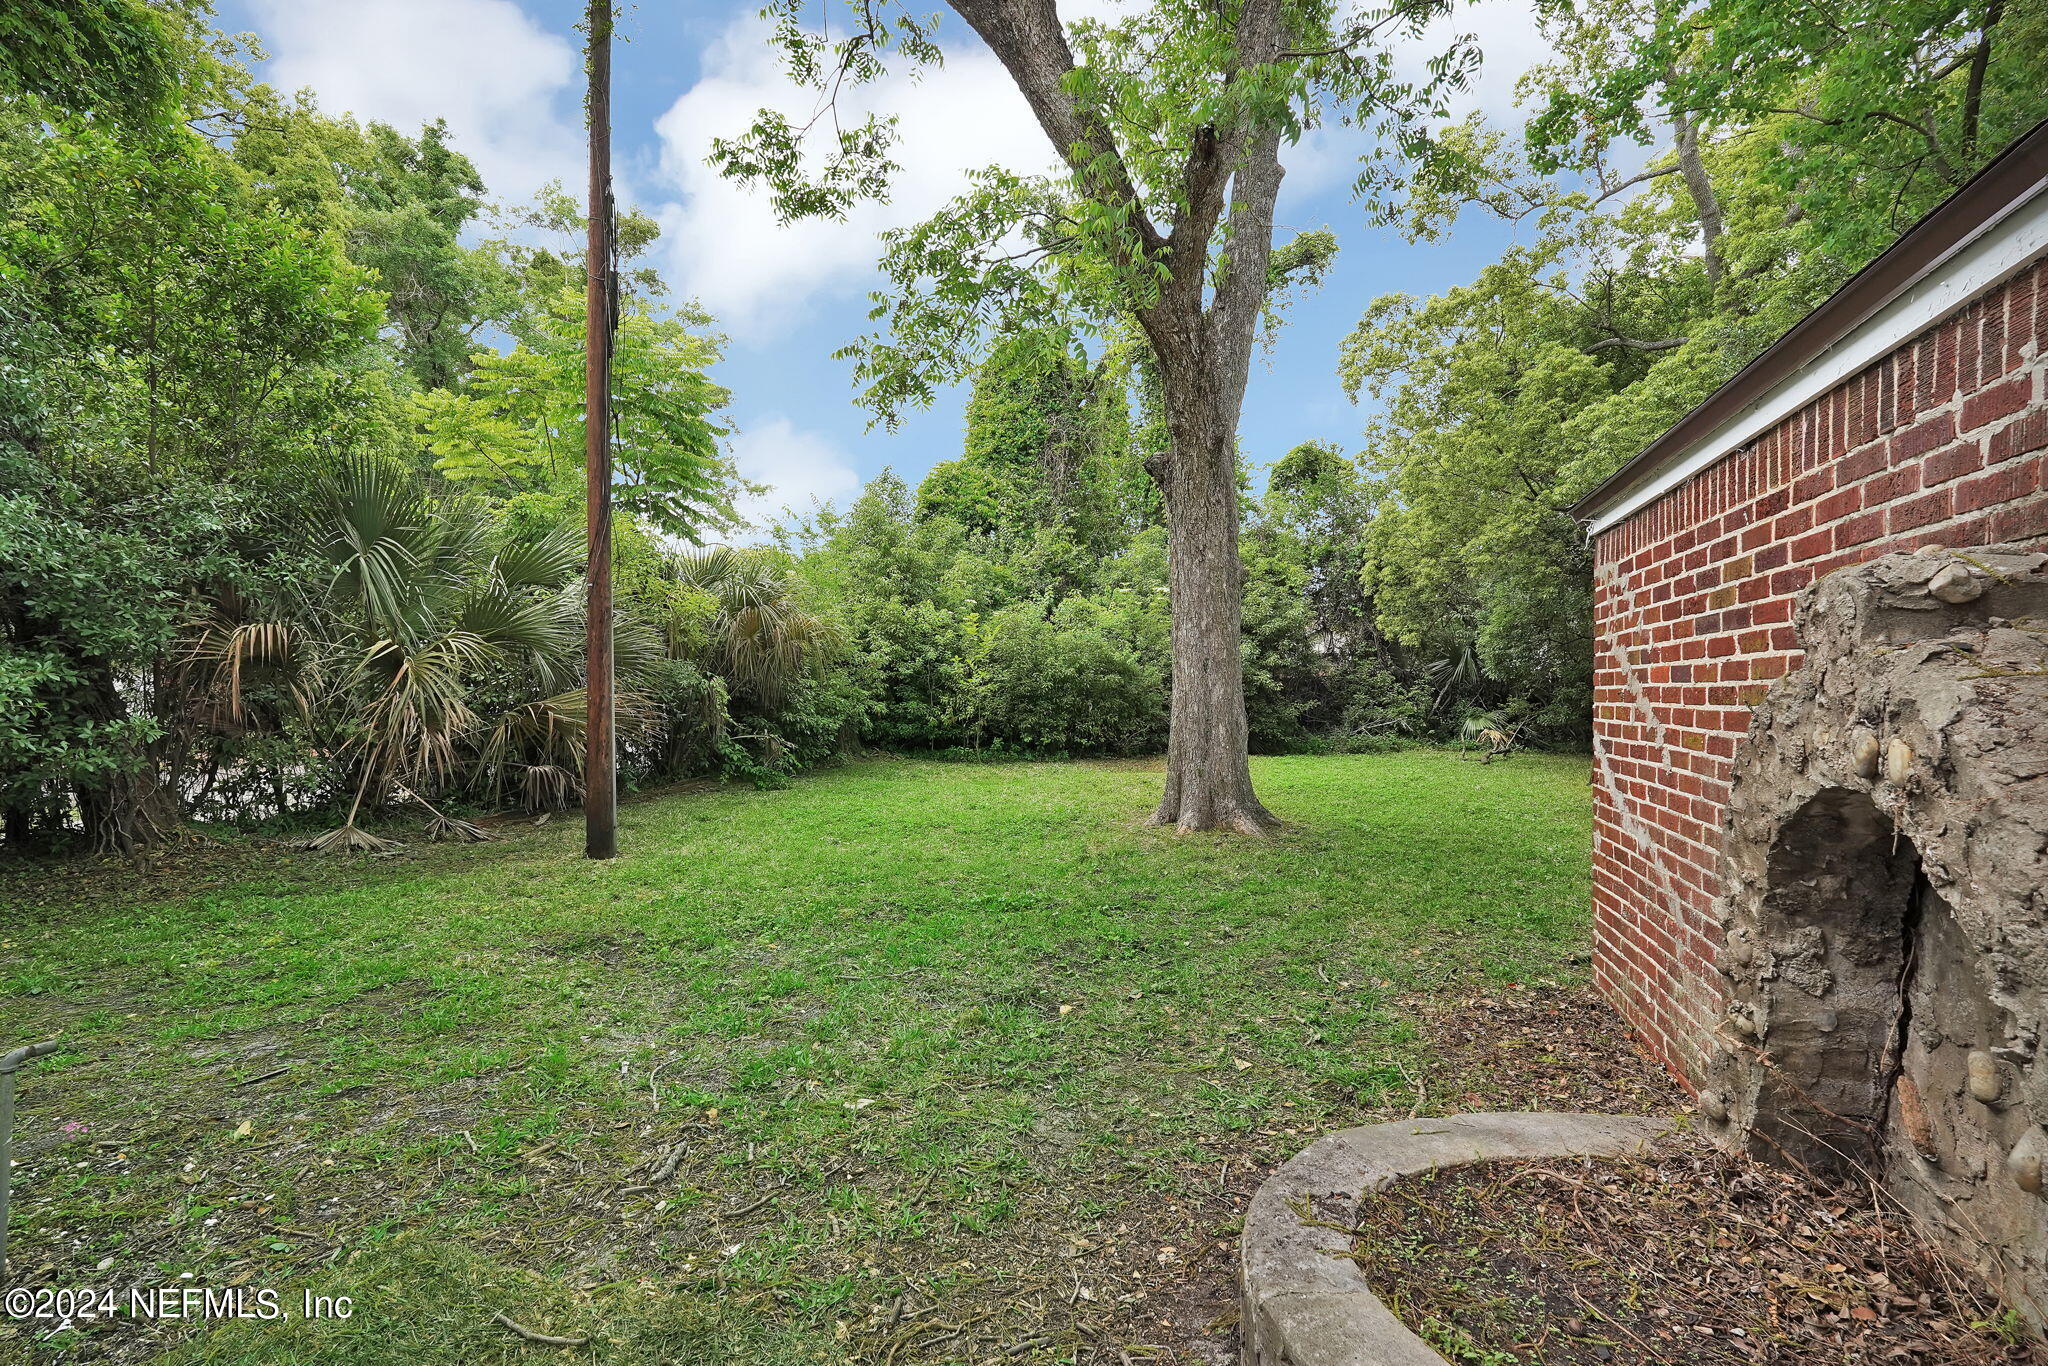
[1697,545,2048,1325]
[1238,1113,1669,1365]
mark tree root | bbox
[647,1142,685,1185]
[1190,810,1280,836]
[1147,803,1281,836]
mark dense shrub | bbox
[956,597,1166,754]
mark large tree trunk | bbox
[1148,377,1275,834]
[1140,124,1287,833]
[78,669,181,857]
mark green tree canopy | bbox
[1339,0,2048,738]
[416,290,738,540]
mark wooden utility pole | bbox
[583,0,617,859]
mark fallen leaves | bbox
[1352,1135,2044,1364]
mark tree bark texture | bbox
[1672,110,1725,286]
[1141,121,1284,834]
[1149,354,1276,833]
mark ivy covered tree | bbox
[1260,441,1378,659]
[917,333,1148,561]
[919,336,1084,534]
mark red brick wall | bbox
[1590,255,2048,1082]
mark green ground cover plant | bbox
[0,751,1637,1364]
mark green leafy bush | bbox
[956,597,1166,755]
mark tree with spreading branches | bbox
[711,0,1477,832]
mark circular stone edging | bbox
[1240,1112,1674,1365]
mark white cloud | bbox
[651,16,1055,339]
[645,2,1554,332]
[1416,0,1553,123]
[1272,0,1556,213]
[726,417,862,533]
[248,0,583,209]
[247,0,1555,337]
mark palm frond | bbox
[348,634,486,790]
[478,690,587,810]
[452,586,578,683]
[493,524,585,590]
[666,546,838,706]
[473,687,658,811]
[423,497,498,581]
[301,823,398,853]
[310,455,433,642]
[612,606,668,684]
[178,591,308,725]
[286,455,664,832]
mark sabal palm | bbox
[304,455,583,845]
[667,546,837,708]
[177,585,309,733]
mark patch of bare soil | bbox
[1352,1133,2045,1364]
[1401,984,1681,1117]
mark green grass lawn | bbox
[0,752,1667,1364]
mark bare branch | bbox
[1594,161,1681,203]
[1277,5,1410,60]
[1761,105,1959,183]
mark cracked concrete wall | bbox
[1696,545,2048,1323]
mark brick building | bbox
[1571,121,2048,1083]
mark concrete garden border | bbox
[1239,1112,1673,1365]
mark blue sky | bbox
[213,0,1559,529]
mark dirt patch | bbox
[1351,1132,2044,1364]
[1403,983,1682,1117]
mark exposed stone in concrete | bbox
[1239,1113,1669,1365]
[1701,545,2048,1326]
